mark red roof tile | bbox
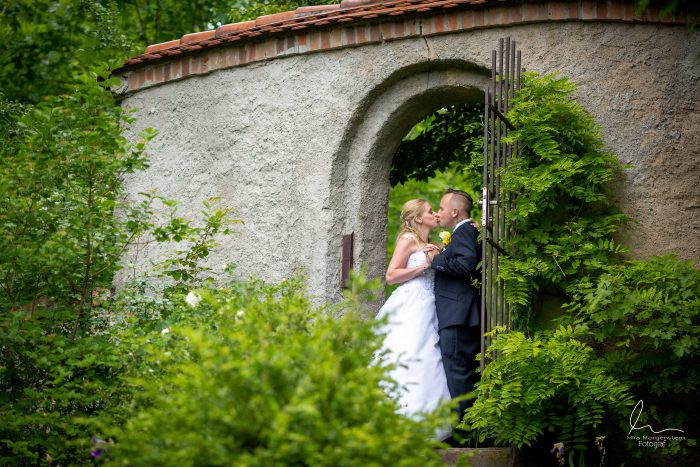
[181,30,217,44]
[122,0,497,70]
[216,21,256,36]
[256,10,297,26]
[118,0,694,77]
[144,39,180,54]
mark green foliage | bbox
[461,326,633,451]
[634,0,700,22]
[153,197,241,293]
[391,104,483,187]
[479,72,699,461]
[498,72,627,324]
[0,63,244,463]
[0,0,130,103]
[109,276,450,466]
[0,310,137,465]
[564,256,700,456]
[0,199,241,465]
[228,0,340,25]
[115,0,234,48]
[0,70,154,328]
[567,256,699,364]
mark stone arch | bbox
[115,1,699,303]
[326,59,489,304]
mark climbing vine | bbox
[393,72,699,463]
[498,72,628,322]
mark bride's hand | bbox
[425,250,438,263]
[423,244,440,254]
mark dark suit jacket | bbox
[432,222,482,329]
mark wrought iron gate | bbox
[480,38,522,374]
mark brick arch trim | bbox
[114,0,694,95]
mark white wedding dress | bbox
[375,249,452,441]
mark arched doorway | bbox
[328,60,489,310]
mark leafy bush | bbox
[460,326,633,451]
[108,277,451,466]
[565,256,700,457]
[498,72,627,323]
[0,71,154,324]
[0,311,134,465]
[0,70,147,463]
[447,72,698,462]
[0,66,240,464]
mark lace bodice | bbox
[401,250,434,294]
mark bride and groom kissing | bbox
[376,188,481,444]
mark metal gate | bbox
[480,38,522,374]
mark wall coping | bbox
[114,0,694,95]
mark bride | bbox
[375,198,452,441]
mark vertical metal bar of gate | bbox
[480,38,522,374]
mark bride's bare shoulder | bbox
[398,233,421,251]
[399,232,416,240]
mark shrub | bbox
[460,325,633,452]
[565,255,700,457]
[109,277,451,466]
[0,311,135,465]
[0,70,153,465]
[0,68,237,464]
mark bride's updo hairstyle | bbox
[398,199,428,244]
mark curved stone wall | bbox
[116,13,699,303]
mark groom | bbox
[428,188,482,429]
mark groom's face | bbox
[437,194,457,230]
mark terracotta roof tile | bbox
[216,21,256,36]
[144,39,181,54]
[118,0,694,75]
[181,30,216,44]
[295,4,341,16]
[255,10,297,26]
[339,0,384,7]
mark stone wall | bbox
[116,20,699,304]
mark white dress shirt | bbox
[453,218,472,233]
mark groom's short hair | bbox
[445,188,472,216]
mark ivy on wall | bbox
[471,72,698,463]
[498,73,628,323]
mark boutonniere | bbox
[439,231,451,249]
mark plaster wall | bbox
[117,21,699,304]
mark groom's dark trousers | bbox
[431,222,482,419]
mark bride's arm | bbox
[385,236,431,285]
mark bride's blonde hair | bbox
[397,199,429,244]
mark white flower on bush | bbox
[161,327,171,335]
[236,309,245,319]
[185,291,201,308]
